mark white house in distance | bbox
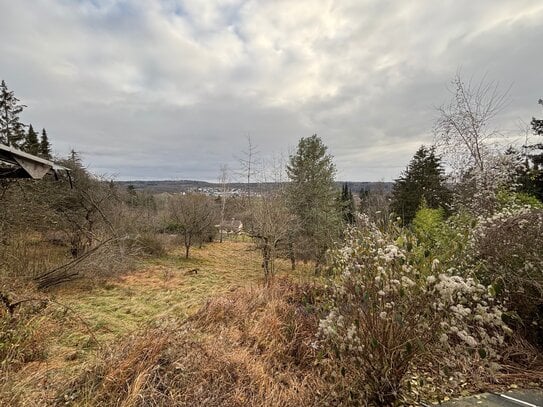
[216,218,243,235]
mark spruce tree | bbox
[40,128,52,159]
[0,80,26,148]
[286,134,340,265]
[531,99,543,136]
[390,145,451,224]
[24,124,40,155]
[525,99,543,200]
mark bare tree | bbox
[48,155,119,258]
[167,194,218,259]
[247,191,296,283]
[218,164,229,243]
[434,72,510,173]
[244,154,297,281]
[237,135,259,202]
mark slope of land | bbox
[1,240,314,405]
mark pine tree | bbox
[286,134,340,265]
[390,145,451,224]
[0,80,26,148]
[23,124,40,155]
[40,128,52,159]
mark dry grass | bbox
[54,241,311,342]
[57,278,335,407]
[1,241,315,405]
[2,240,541,406]
[0,233,67,280]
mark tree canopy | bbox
[390,145,451,224]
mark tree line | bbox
[0,80,52,158]
[1,73,542,289]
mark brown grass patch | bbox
[58,278,339,406]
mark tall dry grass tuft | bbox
[0,281,53,406]
[59,278,342,406]
[60,331,170,405]
[0,234,66,280]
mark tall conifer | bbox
[286,134,340,265]
[24,124,40,155]
[0,80,26,147]
[390,145,451,224]
[40,128,52,159]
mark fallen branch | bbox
[34,237,114,289]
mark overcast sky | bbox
[1,0,542,181]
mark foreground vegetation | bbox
[1,240,316,405]
[2,220,542,406]
[1,75,543,405]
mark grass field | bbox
[2,240,314,404]
[58,240,313,340]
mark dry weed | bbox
[59,278,339,407]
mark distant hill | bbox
[115,180,393,195]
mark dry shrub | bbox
[0,232,138,290]
[0,305,49,368]
[0,282,52,405]
[0,314,50,405]
[319,218,512,405]
[471,207,543,347]
[498,334,543,383]
[59,279,339,406]
[133,233,167,257]
[0,280,50,360]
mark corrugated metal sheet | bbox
[0,144,69,179]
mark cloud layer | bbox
[1,0,542,181]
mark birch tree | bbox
[434,73,509,174]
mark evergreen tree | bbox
[23,124,40,155]
[340,183,355,224]
[0,80,26,148]
[531,99,543,137]
[525,99,543,200]
[40,128,52,159]
[390,145,451,224]
[286,134,340,265]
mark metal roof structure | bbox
[0,144,69,180]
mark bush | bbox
[134,233,167,257]
[496,190,543,210]
[318,216,510,405]
[469,205,543,347]
[411,208,473,266]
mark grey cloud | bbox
[0,0,541,181]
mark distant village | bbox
[117,179,391,197]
